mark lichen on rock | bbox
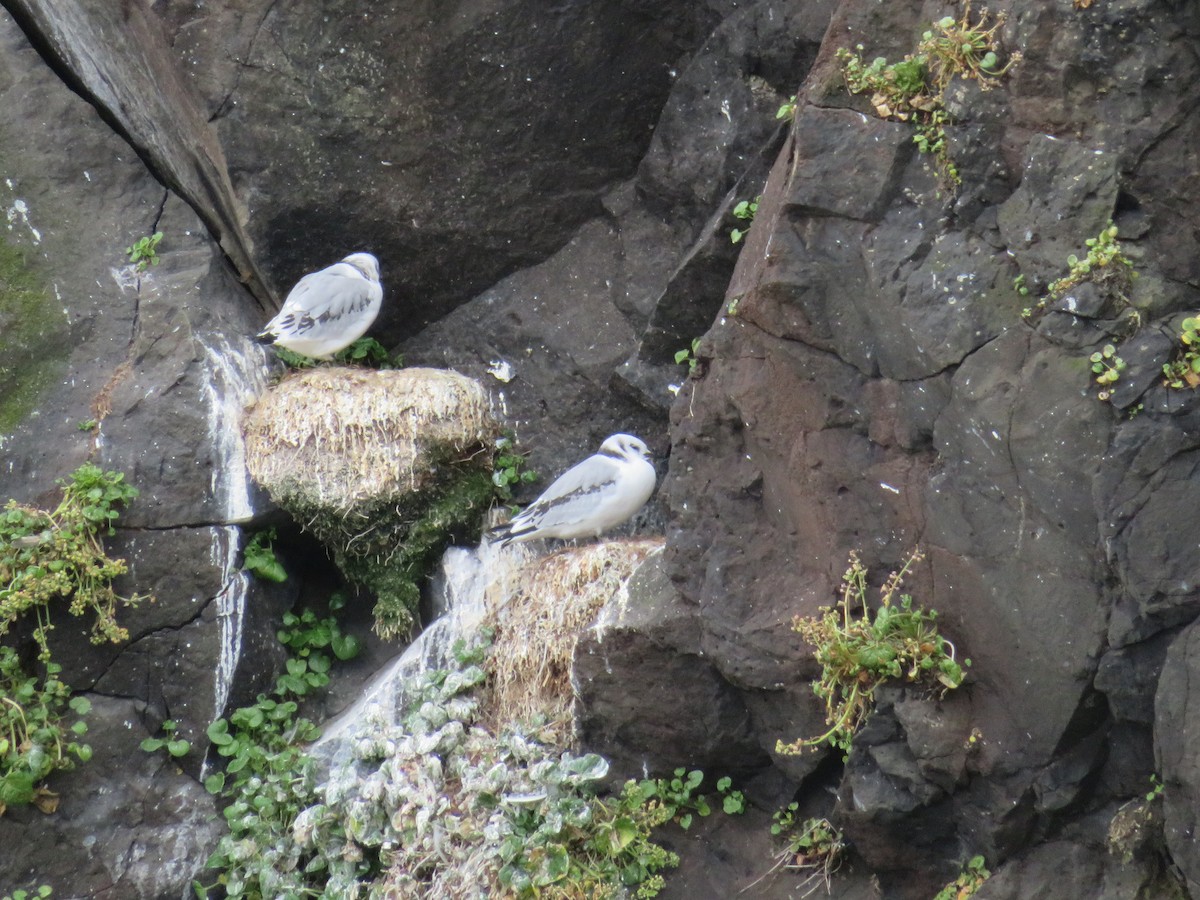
[0,237,68,433]
[243,366,500,637]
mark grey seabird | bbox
[255,252,383,359]
[488,433,657,546]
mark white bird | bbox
[255,252,383,359]
[488,434,657,547]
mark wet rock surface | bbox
[4,0,1200,895]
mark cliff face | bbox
[1,0,1199,895]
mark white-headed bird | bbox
[256,252,383,359]
[488,434,657,547]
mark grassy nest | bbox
[485,539,663,741]
[244,367,500,637]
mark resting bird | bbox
[255,252,383,359]
[488,434,657,547]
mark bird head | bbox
[601,433,651,462]
[342,252,381,282]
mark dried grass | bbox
[485,538,664,741]
[243,367,497,509]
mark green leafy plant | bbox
[777,95,798,121]
[139,718,191,759]
[1047,223,1136,300]
[1,464,145,663]
[3,887,52,900]
[344,642,697,898]
[933,855,990,900]
[0,647,91,815]
[674,338,701,376]
[1012,273,1029,297]
[196,602,360,898]
[837,2,1016,185]
[1089,344,1125,402]
[777,549,968,758]
[76,419,97,432]
[334,337,396,368]
[1163,317,1200,389]
[730,196,759,244]
[716,775,745,815]
[242,528,287,583]
[1108,774,1168,865]
[653,767,709,830]
[747,804,845,894]
[1025,223,1138,321]
[274,337,400,370]
[126,232,163,272]
[492,434,540,503]
[198,620,753,898]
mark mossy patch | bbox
[276,459,495,639]
[0,238,68,433]
[243,366,503,638]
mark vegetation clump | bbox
[1045,223,1136,304]
[276,336,400,370]
[776,806,844,884]
[243,367,501,638]
[195,601,360,899]
[674,338,701,377]
[730,196,759,244]
[0,464,143,814]
[241,527,287,583]
[1162,317,1200,389]
[125,231,163,271]
[138,718,190,759]
[492,433,540,503]
[777,549,968,758]
[0,465,145,661]
[1089,343,1126,402]
[933,855,990,900]
[196,626,742,899]
[836,2,1017,185]
[1022,222,1138,321]
[0,648,91,814]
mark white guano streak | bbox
[209,526,247,722]
[200,334,270,523]
[198,334,270,722]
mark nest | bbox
[485,538,664,740]
[243,367,498,510]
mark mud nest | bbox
[244,367,501,638]
[485,538,663,741]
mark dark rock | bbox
[787,107,913,221]
[637,0,833,223]
[656,802,885,900]
[575,553,766,779]
[3,0,272,307]
[995,134,1119,276]
[974,820,1180,900]
[1155,619,1200,896]
[153,0,732,339]
[1095,631,1174,725]
[0,695,221,896]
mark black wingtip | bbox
[254,331,277,346]
[485,523,515,548]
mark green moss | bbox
[0,239,68,433]
[278,461,496,640]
